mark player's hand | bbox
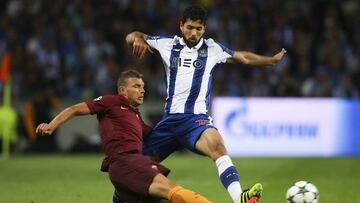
[35,123,54,136]
[272,48,287,64]
[133,38,153,59]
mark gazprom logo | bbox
[224,100,318,139]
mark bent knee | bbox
[196,128,228,160]
[207,145,227,160]
[148,174,177,199]
[197,139,228,160]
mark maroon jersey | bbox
[86,95,152,157]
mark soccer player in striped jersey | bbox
[126,5,286,203]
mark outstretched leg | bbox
[195,128,262,203]
[149,173,212,203]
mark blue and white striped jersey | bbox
[146,35,234,114]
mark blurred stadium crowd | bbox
[0,0,359,102]
[0,0,359,153]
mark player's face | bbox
[180,19,205,47]
[119,77,145,107]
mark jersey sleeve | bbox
[85,95,114,114]
[146,35,160,49]
[213,41,235,64]
[146,35,172,50]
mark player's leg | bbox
[143,115,184,161]
[109,153,167,203]
[174,114,242,203]
[195,128,241,202]
[194,128,262,203]
[109,153,211,203]
[149,173,212,203]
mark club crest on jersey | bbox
[198,48,208,58]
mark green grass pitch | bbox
[0,154,359,203]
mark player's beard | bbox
[183,35,202,48]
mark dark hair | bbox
[117,69,143,87]
[182,5,208,25]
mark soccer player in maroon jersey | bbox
[36,70,212,203]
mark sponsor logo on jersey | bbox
[193,59,203,69]
[171,57,204,69]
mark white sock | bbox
[216,155,242,203]
[228,182,242,203]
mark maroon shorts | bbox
[104,152,170,203]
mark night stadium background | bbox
[0,0,359,202]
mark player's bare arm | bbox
[35,102,90,136]
[126,31,153,59]
[229,48,287,66]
